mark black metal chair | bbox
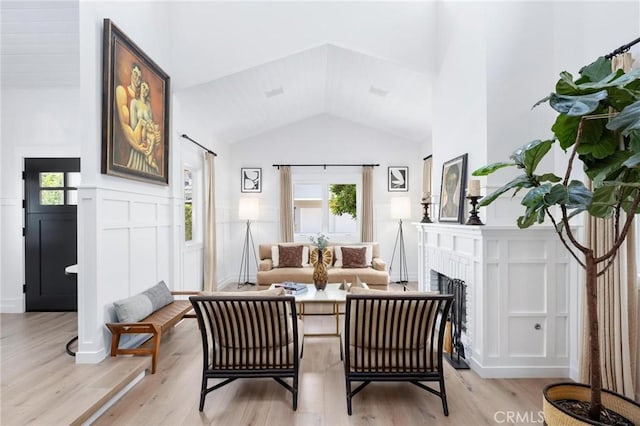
[190,294,302,411]
[343,292,453,415]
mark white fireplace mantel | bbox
[416,223,579,378]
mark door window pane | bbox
[39,172,63,188]
[66,190,78,205]
[40,190,64,205]
[66,172,81,187]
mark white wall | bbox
[226,114,424,283]
[432,1,488,223]
[0,88,81,312]
[76,1,175,363]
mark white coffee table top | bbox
[271,283,347,303]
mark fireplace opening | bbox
[431,270,469,369]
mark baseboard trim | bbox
[1,297,24,313]
[470,358,569,379]
[75,348,107,364]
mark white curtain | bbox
[579,52,637,399]
[361,166,374,242]
[279,166,294,242]
[203,152,217,292]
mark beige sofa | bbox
[257,242,389,291]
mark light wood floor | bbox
[1,288,564,425]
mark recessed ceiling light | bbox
[264,87,284,98]
[369,86,388,97]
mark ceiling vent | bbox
[369,85,388,97]
[264,87,284,98]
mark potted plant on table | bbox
[474,56,640,424]
[309,233,332,290]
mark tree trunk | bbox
[586,252,602,420]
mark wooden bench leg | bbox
[151,327,162,374]
[110,331,122,356]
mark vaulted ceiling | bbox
[1,1,434,143]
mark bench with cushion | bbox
[106,281,198,374]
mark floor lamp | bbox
[237,198,259,288]
[389,197,411,288]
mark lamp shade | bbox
[390,197,411,220]
[238,198,259,221]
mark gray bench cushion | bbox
[113,281,174,323]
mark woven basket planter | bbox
[543,382,640,425]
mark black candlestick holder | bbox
[420,201,432,223]
[465,196,484,225]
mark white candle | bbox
[468,179,481,197]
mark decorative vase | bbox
[543,382,640,425]
[311,248,331,291]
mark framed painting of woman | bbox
[101,19,170,185]
[438,154,467,223]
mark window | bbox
[293,172,359,242]
[39,172,80,206]
[184,169,193,242]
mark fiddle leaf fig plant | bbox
[473,57,640,422]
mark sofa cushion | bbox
[334,244,372,267]
[278,245,304,267]
[113,281,174,323]
[341,247,368,268]
[272,245,309,267]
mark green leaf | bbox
[606,87,639,111]
[552,114,604,151]
[532,94,551,109]
[539,173,562,183]
[623,152,640,168]
[584,151,631,184]
[510,140,553,174]
[580,57,612,82]
[630,131,640,152]
[517,212,538,229]
[544,184,568,205]
[566,180,592,209]
[521,184,551,208]
[576,129,618,159]
[548,90,608,116]
[556,72,578,95]
[478,175,533,207]
[606,100,640,136]
[472,162,516,176]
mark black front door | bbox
[24,158,80,311]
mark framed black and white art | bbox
[241,168,262,193]
[438,154,467,223]
[388,166,408,192]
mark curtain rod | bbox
[272,163,379,170]
[423,155,432,161]
[605,36,640,59]
[180,134,217,156]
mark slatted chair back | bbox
[343,292,454,415]
[189,294,301,411]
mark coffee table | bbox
[271,283,346,336]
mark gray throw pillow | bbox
[113,281,174,323]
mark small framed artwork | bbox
[241,168,262,193]
[388,166,409,192]
[439,154,468,223]
[101,19,170,185]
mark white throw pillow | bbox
[334,244,373,267]
[272,245,309,268]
